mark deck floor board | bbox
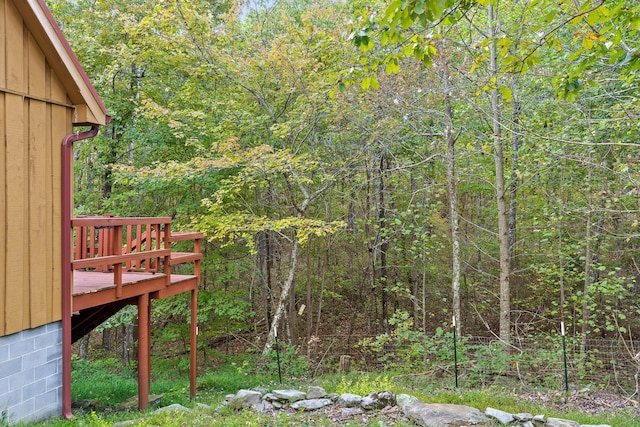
[72,270,197,311]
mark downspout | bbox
[61,124,101,419]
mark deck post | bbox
[190,288,197,399]
[138,293,150,410]
[113,224,123,299]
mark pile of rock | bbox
[224,387,612,427]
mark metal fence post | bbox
[561,321,569,394]
[453,315,459,388]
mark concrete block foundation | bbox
[0,322,62,424]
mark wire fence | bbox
[303,334,640,395]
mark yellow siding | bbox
[5,93,26,334]
[0,90,5,335]
[1,0,75,335]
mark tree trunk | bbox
[580,151,606,355]
[378,154,390,333]
[306,237,313,351]
[102,328,113,351]
[262,238,300,357]
[508,76,521,273]
[488,3,510,344]
[441,53,462,336]
[78,332,90,360]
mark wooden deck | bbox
[69,215,202,408]
[71,215,202,311]
[73,271,198,311]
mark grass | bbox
[27,355,640,426]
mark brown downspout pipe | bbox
[61,125,101,419]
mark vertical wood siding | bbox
[1,0,74,335]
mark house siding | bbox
[0,322,62,424]
[1,0,74,337]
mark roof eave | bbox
[15,0,109,126]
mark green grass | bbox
[28,357,640,426]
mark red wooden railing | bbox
[72,215,202,298]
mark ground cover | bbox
[23,357,639,426]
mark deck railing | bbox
[72,215,202,298]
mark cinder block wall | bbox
[0,322,62,424]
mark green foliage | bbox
[335,373,393,396]
[358,311,461,373]
[71,358,138,403]
[260,342,310,379]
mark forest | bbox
[48,0,640,380]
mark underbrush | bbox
[26,354,639,426]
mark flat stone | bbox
[514,413,534,421]
[404,402,492,427]
[485,407,515,424]
[339,393,363,408]
[115,394,163,411]
[306,385,327,399]
[196,403,210,409]
[291,398,332,411]
[545,418,580,427]
[522,422,535,427]
[272,389,307,402]
[228,389,263,409]
[154,404,190,413]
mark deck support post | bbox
[190,288,197,399]
[138,293,150,410]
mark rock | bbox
[291,398,332,411]
[339,393,363,408]
[514,413,534,422]
[154,403,190,413]
[396,394,419,410]
[341,407,365,417]
[376,391,397,407]
[545,418,580,427]
[115,394,163,411]
[254,401,274,413]
[327,392,339,402]
[360,395,378,410]
[403,401,492,427]
[272,389,307,402]
[523,422,535,427]
[533,414,546,423]
[361,391,397,410]
[228,389,263,409]
[263,393,279,402]
[485,407,515,424]
[272,400,284,409]
[306,385,327,399]
[196,403,211,410]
